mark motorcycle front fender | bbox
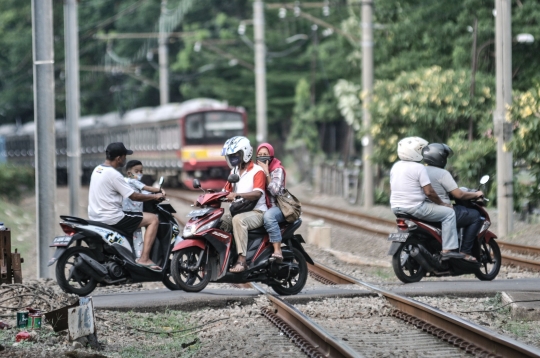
[483,230,497,243]
[172,238,205,252]
[47,247,66,267]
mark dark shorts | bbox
[111,211,143,235]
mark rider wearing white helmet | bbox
[390,137,463,259]
[221,136,268,272]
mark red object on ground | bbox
[15,331,31,342]
[0,321,9,330]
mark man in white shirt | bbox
[390,137,464,259]
[88,142,165,270]
[220,136,267,273]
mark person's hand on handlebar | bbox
[475,190,484,199]
[154,193,166,202]
[225,192,237,202]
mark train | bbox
[0,98,247,188]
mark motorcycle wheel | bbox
[171,247,211,292]
[392,243,426,283]
[270,247,308,296]
[474,239,501,281]
[162,263,181,291]
[55,246,98,296]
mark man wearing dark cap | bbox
[88,142,165,270]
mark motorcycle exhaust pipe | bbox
[409,247,436,273]
[75,253,108,282]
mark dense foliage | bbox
[0,164,34,202]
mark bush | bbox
[0,164,35,202]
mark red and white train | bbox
[0,98,247,188]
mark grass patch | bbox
[113,310,200,358]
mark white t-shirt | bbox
[88,165,135,225]
[390,161,431,209]
[425,166,458,205]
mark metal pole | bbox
[362,0,374,208]
[494,0,514,236]
[254,0,267,144]
[32,0,56,278]
[469,17,478,142]
[159,0,169,105]
[65,0,81,217]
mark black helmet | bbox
[422,143,453,168]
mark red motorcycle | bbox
[170,175,312,295]
[388,175,501,283]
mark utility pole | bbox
[31,0,56,278]
[361,0,374,208]
[494,0,513,236]
[159,0,169,105]
[254,0,268,144]
[64,0,81,217]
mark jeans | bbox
[263,206,286,243]
[454,205,484,255]
[392,202,459,251]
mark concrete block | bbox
[307,222,331,249]
[501,291,540,321]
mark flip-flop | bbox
[270,253,283,263]
[461,254,478,263]
[136,261,162,271]
[230,262,247,273]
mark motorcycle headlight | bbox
[195,219,219,234]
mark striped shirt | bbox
[267,167,285,206]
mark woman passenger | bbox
[256,143,286,262]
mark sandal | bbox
[136,260,162,271]
[230,261,247,273]
[461,254,478,263]
[270,253,283,263]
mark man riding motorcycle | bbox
[88,142,165,270]
[422,143,485,262]
[390,137,464,259]
[220,136,268,273]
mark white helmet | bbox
[221,136,253,168]
[397,137,429,162]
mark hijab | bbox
[257,143,286,206]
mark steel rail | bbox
[501,254,540,272]
[313,262,540,358]
[498,241,540,256]
[251,283,362,358]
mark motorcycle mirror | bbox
[479,175,490,185]
[227,174,240,184]
[193,179,201,189]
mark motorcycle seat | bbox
[86,220,132,239]
[248,226,267,235]
[395,214,441,228]
[247,220,299,236]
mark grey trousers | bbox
[221,210,264,256]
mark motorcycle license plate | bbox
[387,233,409,242]
[52,236,71,246]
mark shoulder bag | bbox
[276,188,302,223]
[229,168,259,217]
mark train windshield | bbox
[185,111,244,145]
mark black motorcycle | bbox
[49,178,183,295]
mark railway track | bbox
[168,189,540,271]
[255,263,540,357]
[166,190,540,356]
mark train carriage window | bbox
[184,112,243,145]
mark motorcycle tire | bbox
[171,247,211,292]
[392,243,426,284]
[474,239,501,281]
[162,263,181,291]
[270,247,308,296]
[55,246,98,296]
